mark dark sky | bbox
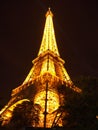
[0,0,98,105]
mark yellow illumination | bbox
[23,8,72,87]
[5,111,12,118]
[40,59,48,75]
[38,9,60,56]
[9,99,30,111]
[0,99,30,126]
[0,99,30,120]
[48,59,56,75]
[34,90,60,127]
[0,9,82,128]
[34,91,59,113]
[40,58,56,75]
[23,67,35,84]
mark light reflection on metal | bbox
[0,8,82,128]
[34,91,59,113]
[38,8,60,56]
[0,99,30,123]
[8,99,30,111]
[34,90,60,127]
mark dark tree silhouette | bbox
[6,100,41,130]
[63,76,98,130]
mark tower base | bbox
[25,127,64,130]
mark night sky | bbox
[0,0,98,105]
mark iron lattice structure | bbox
[0,9,81,128]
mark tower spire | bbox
[38,8,60,56]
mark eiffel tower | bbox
[0,8,81,128]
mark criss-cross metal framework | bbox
[0,8,81,128]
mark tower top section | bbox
[45,8,53,17]
[38,8,60,56]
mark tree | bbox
[62,76,98,130]
[6,100,41,130]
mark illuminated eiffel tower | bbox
[0,8,81,128]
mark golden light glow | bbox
[40,58,56,75]
[34,91,59,113]
[34,90,60,127]
[48,59,56,75]
[8,99,30,111]
[0,9,82,128]
[4,111,12,118]
[23,9,72,87]
[40,59,48,75]
[0,99,30,122]
[23,67,35,84]
[38,9,60,56]
[0,106,8,115]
